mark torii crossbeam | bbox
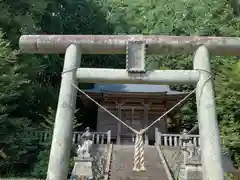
[19,35,240,180]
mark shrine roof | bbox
[84,84,186,95]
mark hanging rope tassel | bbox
[133,134,141,172]
[139,134,146,171]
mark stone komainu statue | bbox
[76,127,93,158]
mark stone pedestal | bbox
[185,161,202,180]
[71,157,93,179]
[179,160,202,180]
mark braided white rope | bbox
[133,134,141,172]
[133,134,146,172]
[62,67,197,173]
[68,80,195,172]
[139,135,146,171]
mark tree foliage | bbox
[216,60,240,167]
[105,0,240,169]
[0,0,239,178]
[0,31,39,176]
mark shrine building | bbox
[81,84,187,145]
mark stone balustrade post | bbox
[155,128,160,145]
[107,130,111,145]
[180,129,189,165]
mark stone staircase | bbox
[161,146,183,173]
[160,146,238,180]
[109,145,170,180]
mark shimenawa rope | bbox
[61,66,212,172]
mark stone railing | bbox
[155,128,200,147]
[103,144,113,180]
[23,130,111,145]
[72,131,111,145]
[154,128,226,147]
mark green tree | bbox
[31,107,80,178]
[105,0,240,168]
[0,0,50,48]
[0,0,239,177]
[216,61,240,167]
[0,31,38,176]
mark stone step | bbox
[161,146,183,172]
[109,145,170,180]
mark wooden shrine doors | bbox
[121,108,145,144]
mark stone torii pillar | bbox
[47,44,81,180]
[19,35,240,180]
[194,46,223,180]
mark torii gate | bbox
[19,35,240,180]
